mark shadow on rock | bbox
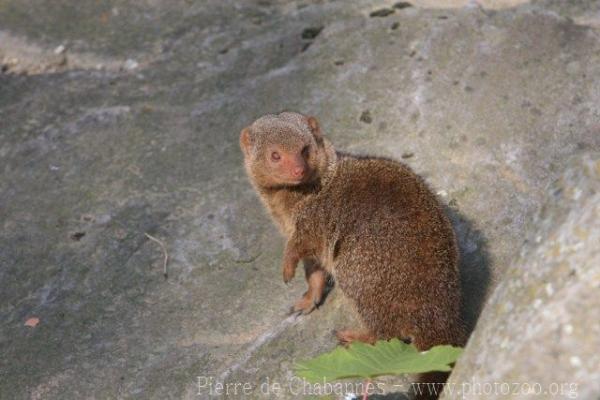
[444,205,492,336]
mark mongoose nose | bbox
[292,166,305,178]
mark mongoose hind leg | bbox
[290,262,328,315]
[335,329,377,346]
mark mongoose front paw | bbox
[290,293,318,315]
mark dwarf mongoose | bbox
[240,111,466,394]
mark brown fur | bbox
[240,111,466,399]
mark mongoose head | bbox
[240,111,332,188]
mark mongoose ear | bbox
[240,127,253,155]
[307,116,322,142]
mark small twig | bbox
[144,232,169,279]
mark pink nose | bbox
[292,166,305,177]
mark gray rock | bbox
[444,153,600,399]
[0,0,599,399]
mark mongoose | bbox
[240,111,466,396]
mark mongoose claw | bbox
[286,306,303,318]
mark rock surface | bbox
[1,0,599,399]
[444,153,600,400]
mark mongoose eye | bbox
[301,145,310,159]
[271,151,281,162]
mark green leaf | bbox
[294,339,462,383]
